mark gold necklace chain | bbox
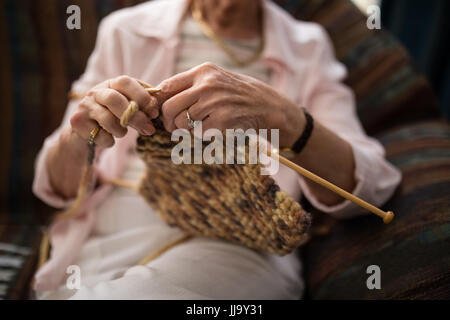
[191,5,265,67]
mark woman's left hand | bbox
[155,62,305,148]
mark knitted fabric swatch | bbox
[136,119,311,255]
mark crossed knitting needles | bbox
[68,79,395,224]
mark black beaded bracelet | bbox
[291,107,314,154]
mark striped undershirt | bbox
[175,16,271,84]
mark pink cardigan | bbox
[32,0,401,291]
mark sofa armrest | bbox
[303,120,450,299]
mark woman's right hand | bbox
[46,75,159,199]
[70,75,159,149]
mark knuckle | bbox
[161,101,175,119]
[70,111,86,128]
[114,75,133,88]
[204,74,219,87]
[104,89,119,105]
[78,96,91,110]
[100,132,115,148]
[159,79,169,90]
[160,79,177,94]
[97,109,113,126]
[197,76,218,94]
[199,62,216,71]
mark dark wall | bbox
[382,0,450,118]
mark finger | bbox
[173,112,188,130]
[161,86,200,130]
[156,72,194,105]
[70,111,115,148]
[173,109,205,131]
[80,95,128,138]
[155,62,219,104]
[141,95,159,119]
[94,88,155,135]
[109,76,153,114]
[185,99,216,123]
[88,102,128,138]
[170,96,219,132]
[112,76,160,121]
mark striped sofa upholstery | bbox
[305,121,450,299]
[0,0,448,299]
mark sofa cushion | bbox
[0,224,41,299]
[304,120,450,299]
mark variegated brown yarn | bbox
[136,118,311,255]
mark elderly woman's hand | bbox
[156,62,305,148]
[70,75,158,149]
[46,75,158,199]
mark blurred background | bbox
[354,0,450,118]
[0,0,449,299]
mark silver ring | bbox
[186,110,201,129]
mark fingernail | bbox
[150,109,159,119]
[142,125,154,135]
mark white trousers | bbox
[37,156,304,300]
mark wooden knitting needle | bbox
[136,79,161,94]
[268,149,394,224]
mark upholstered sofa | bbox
[0,0,448,299]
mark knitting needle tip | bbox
[383,211,394,224]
